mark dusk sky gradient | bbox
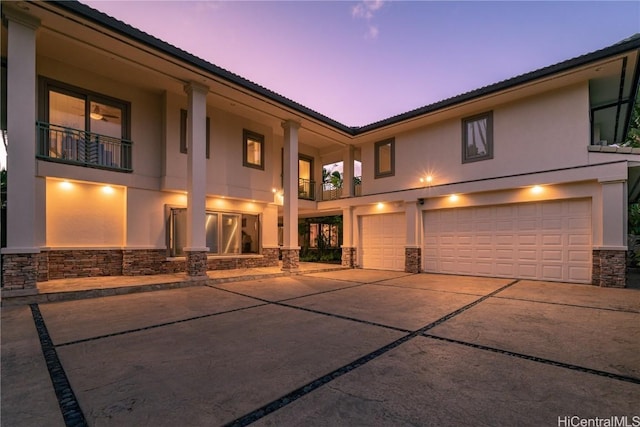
[48,1,640,127]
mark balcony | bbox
[36,122,133,172]
[321,176,362,201]
[298,178,315,200]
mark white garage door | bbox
[361,213,406,271]
[423,199,592,283]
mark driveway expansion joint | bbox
[30,304,88,427]
[423,334,640,385]
[55,302,269,348]
[491,295,640,313]
[224,279,520,426]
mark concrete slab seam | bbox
[29,304,88,427]
[54,302,269,348]
[223,279,521,426]
[423,334,640,385]
[207,284,411,333]
[491,295,640,314]
[370,281,495,297]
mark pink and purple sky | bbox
[80,0,639,127]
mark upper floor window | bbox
[243,129,264,170]
[180,109,210,158]
[462,111,493,163]
[38,78,132,171]
[375,138,395,178]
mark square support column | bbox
[404,201,422,273]
[281,120,300,270]
[341,146,355,198]
[1,6,40,291]
[593,179,627,287]
[341,207,356,268]
[183,82,209,276]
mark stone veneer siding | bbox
[2,253,38,290]
[186,251,208,277]
[47,250,123,280]
[18,248,280,283]
[341,247,357,268]
[405,247,421,273]
[281,248,300,270]
[592,249,626,288]
[123,250,184,275]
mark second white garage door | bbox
[360,213,406,271]
[423,199,592,283]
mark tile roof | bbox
[51,1,640,135]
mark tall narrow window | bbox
[243,129,264,170]
[462,111,493,163]
[298,155,314,200]
[180,109,211,158]
[374,138,394,178]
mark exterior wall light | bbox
[102,185,114,194]
[449,194,459,202]
[377,202,384,209]
[531,185,543,194]
[60,181,73,190]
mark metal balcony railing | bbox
[298,178,315,200]
[321,176,362,200]
[36,121,133,172]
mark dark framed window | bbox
[180,109,210,159]
[40,78,130,139]
[168,208,260,256]
[243,129,264,170]
[374,138,395,178]
[462,111,493,163]
[38,77,132,171]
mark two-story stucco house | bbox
[2,1,638,294]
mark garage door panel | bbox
[423,199,591,283]
[361,213,406,271]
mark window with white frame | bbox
[462,111,493,163]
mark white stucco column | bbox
[341,145,354,198]
[1,7,40,292]
[593,179,627,287]
[281,120,300,269]
[404,201,421,273]
[599,179,627,249]
[341,207,356,268]
[5,7,39,252]
[183,82,209,275]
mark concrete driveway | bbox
[2,271,639,426]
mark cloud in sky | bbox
[351,0,384,39]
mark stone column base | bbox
[592,249,626,288]
[2,252,39,291]
[262,247,280,267]
[405,247,421,273]
[281,248,300,270]
[341,247,357,268]
[186,251,208,277]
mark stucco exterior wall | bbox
[45,179,125,247]
[360,84,590,196]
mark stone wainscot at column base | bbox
[405,247,421,273]
[341,247,357,268]
[281,248,300,270]
[186,250,208,277]
[1,251,39,294]
[592,249,626,288]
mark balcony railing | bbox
[321,176,362,201]
[298,178,315,200]
[36,121,133,172]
